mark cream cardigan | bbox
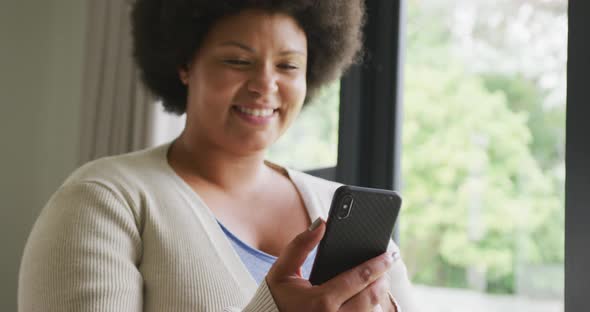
[18,143,418,311]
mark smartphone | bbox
[308,185,401,285]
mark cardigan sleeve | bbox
[18,182,143,312]
[387,240,421,312]
[224,279,279,312]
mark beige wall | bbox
[0,0,87,310]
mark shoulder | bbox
[66,144,170,192]
[289,170,341,195]
[32,144,174,238]
[54,144,173,213]
[68,144,170,185]
[284,169,342,219]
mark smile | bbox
[232,105,278,126]
[233,106,277,117]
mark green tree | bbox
[482,74,565,172]
[401,60,560,293]
[401,0,564,294]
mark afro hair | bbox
[131,0,365,114]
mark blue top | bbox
[218,221,317,285]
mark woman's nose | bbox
[247,64,279,96]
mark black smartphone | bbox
[308,185,401,285]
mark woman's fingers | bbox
[339,275,390,312]
[268,218,325,282]
[265,220,396,312]
[318,252,393,306]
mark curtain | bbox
[78,0,156,164]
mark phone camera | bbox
[337,195,354,219]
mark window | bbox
[401,1,566,311]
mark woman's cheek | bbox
[207,69,241,92]
[288,76,307,110]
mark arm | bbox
[18,182,143,312]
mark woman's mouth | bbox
[232,105,279,125]
[234,106,276,117]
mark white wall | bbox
[0,0,87,310]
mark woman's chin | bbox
[229,134,276,156]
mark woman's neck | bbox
[167,134,272,195]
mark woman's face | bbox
[180,9,308,155]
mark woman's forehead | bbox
[203,9,308,53]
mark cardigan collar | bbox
[156,142,327,297]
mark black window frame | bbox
[335,0,404,192]
[565,2,589,312]
[306,0,583,310]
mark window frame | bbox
[565,2,589,311]
[334,0,404,192]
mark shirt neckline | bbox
[217,220,278,263]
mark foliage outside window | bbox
[401,0,565,309]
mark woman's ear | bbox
[178,66,190,85]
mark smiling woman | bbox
[17,1,417,312]
[175,10,308,154]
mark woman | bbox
[18,1,417,311]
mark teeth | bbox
[235,106,275,117]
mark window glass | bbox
[401,1,566,311]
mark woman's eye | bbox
[224,59,251,66]
[278,63,299,70]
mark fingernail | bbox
[384,252,394,264]
[308,218,323,231]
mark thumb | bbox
[268,218,325,281]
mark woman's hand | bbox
[266,219,394,312]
